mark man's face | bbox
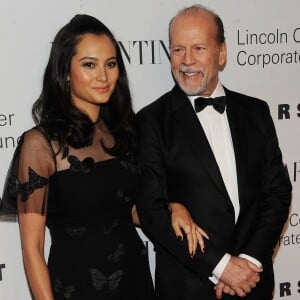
[170,11,226,96]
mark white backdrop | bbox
[0,1,299,299]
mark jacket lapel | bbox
[225,88,248,210]
[171,85,230,200]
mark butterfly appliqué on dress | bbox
[68,155,94,173]
[120,154,139,174]
[108,243,125,263]
[64,226,87,238]
[8,167,49,201]
[103,218,119,235]
[53,279,75,299]
[117,191,131,203]
[89,268,124,291]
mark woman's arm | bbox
[132,202,209,256]
[19,212,54,300]
[8,129,55,299]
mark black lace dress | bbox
[0,126,154,300]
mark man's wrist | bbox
[209,253,231,284]
[239,253,262,268]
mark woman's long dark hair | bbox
[32,14,136,157]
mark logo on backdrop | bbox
[235,27,300,68]
[278,281,300,297]
[277,103,300,120]
[291,161,300,182]
[277,213,300,297]
[118,40,170,65]
[0,264,5,281]
[0,113,20,149]
[278,212,300,248]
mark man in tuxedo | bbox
[135,4,292,300]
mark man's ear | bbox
[218,42,227,71]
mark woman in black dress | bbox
[0,14,207,300]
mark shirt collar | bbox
[188,81,225,105]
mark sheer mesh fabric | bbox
[54,122,115,172]
[1,124,155,299]
[0,123,115,216]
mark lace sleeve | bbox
[0,128,55,215]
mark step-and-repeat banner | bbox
[0,1,299,299]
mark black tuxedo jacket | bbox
[135,85,292,299]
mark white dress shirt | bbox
[189,82,261,284]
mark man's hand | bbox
[219,256,263,297]
[214,281,236,299]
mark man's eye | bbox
[194,47,205,53]
[171,48,185,55]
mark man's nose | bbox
[182,49,196,65]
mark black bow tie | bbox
[194,96,227,114]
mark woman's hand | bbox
[169,202,209,256]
